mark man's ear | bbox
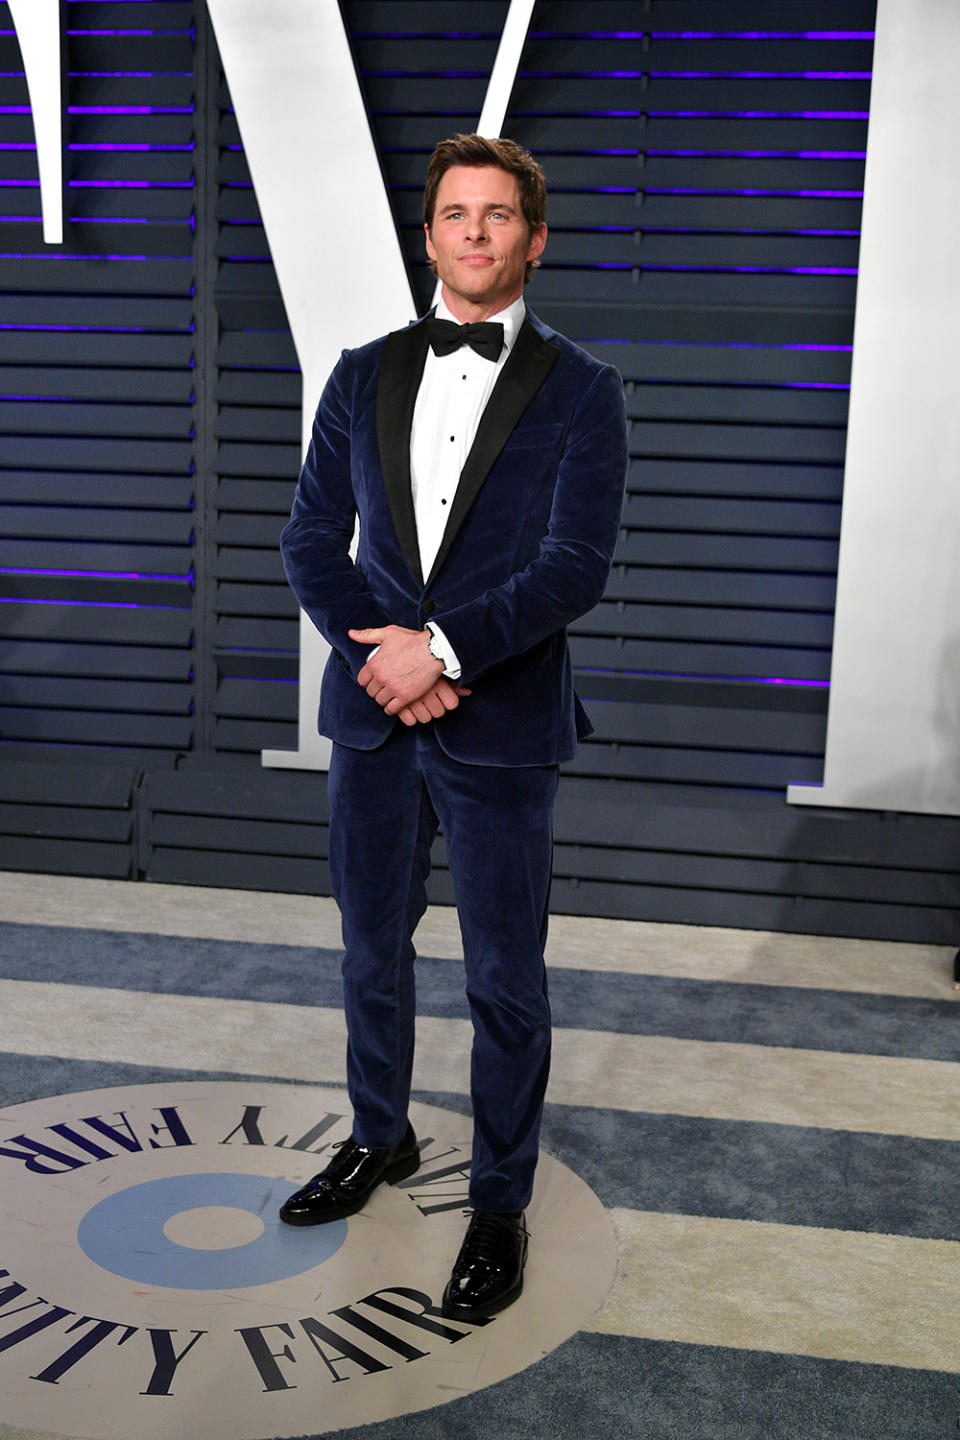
[527,223,548,264]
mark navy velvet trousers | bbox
[328,722,558,1213]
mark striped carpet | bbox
[1,869,958,1439]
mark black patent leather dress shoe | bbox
[441,1210,528,1320]
[279,1123,419,1225]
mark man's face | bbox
[424,164,547,321]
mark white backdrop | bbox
[788,0,960,817]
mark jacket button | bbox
[421,599,435,618]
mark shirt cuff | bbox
[426,622,462,680]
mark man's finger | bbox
[349,627,386,643]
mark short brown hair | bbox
[423,134,547,281]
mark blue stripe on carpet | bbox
[303,1332,960,1440]
[2,922,959,1059]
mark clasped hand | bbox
[348,625,470,727]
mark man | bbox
[278,134,628,1321]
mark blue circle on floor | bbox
[77,1172,346,1289]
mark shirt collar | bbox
[434,293,526,354]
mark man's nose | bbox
[465,216,489,241]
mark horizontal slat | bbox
[519,0,878,29]
[572,602,834,647]
[528,268,859,313]
[216,333,299,368]
[563,742,822,788]
[145,847,328,893]
[0,574,189,607]
[615,532,838,570]
[216,583,297,618]
[217,616,295,650]
[602,568,835,609]
[0,542,191,576]
[0,836,133,879]
[69,74,194,107]
[0,708,193,747]
[0,506,192,542]
[214,676,297,720]
[0,332,194,367]
[0,601,193,644]
[214,716,295,751]
[570,635,830,681]
[0,437,193,473]
[628,461,845,501]
[628,423,845,463]
[555,782,960,870]
[572,340,853,385]
[621,495,840,536]
[510,75,874,113]
[147,767,328,822]
[150,812,319,857]
[0,759,136,807]
[0,259,194,296]
[215,371,301,406]
[3,294,193,329]
[3,640,191,680]
[549,845,955,910]
[0,803,132,843]
[0,472,194,507]
[0,401,193,439]
[216,406,301,443]
[217,478,298,514]
[0,370,194,404]
[581,696,827,751]
[4,675,192,713]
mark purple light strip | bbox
[0,143,194,154]
[70,106,194,116]
[69,180,195,189]
[648,110,870,118]
[530,31,874,40]
[0,251,190,263]
[0,596,186,611]
[624,264,860,275]
[0,323,191,334]
[597,338,852,351]
[636,226,860,237]
[71,144,195,152]
[69,72,194,79]
[0,105,194,115]
[644,187,863,197]
[644,673,834,691]
[1,567,190,583]
[643,150,866,159]
[65,29,184,36]
[518,70,872,80]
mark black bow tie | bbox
[427,316,505,362]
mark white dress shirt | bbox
[410,295,526,677]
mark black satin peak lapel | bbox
[424,320,560,588]
[376,320,430,588]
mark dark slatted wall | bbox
[0,0,196,874]
[2,0,958,941]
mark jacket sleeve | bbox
[429,362,628,681]
[279,349,392,677]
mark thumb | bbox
[348,627,386,643]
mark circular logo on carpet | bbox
[0,1081,616,1439]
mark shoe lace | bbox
[462,1209,522,1262]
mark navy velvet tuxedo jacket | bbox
[281,308,629,767]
